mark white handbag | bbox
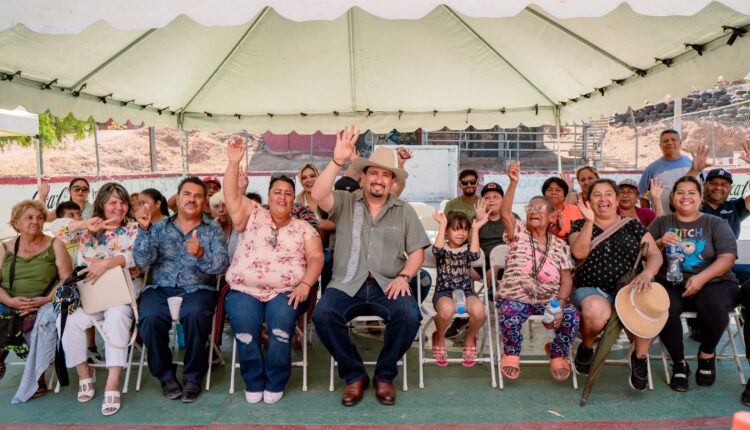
[77,266,139,349]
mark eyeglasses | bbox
[524,204,548,213]
[271,172,295,184]
[70,186,90,193]
[461,180,477,186]
[270,226,279,248]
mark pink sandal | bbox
[432,332,448,366]
[462,336,478,367]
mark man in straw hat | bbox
[311,126,430,406]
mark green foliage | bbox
[0,110,94,149]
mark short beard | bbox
[462,189,475,197]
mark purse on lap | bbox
[77,266,139,349]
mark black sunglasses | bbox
[461,179,477,186]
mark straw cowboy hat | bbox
[351,147,408,182]
[615,282,670,339]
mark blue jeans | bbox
[312,278,420,384]
[137,287,217,385]
[224,289,309,392]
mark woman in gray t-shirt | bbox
[648,175,740,393]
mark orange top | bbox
[555,204,584,239]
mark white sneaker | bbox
[263,390,283,404]
[245,391,263,404]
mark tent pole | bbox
[178,116,187,176]
[34,135,42,189]
[555,107,562,174]
[93,122,101,176]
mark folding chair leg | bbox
[495,306,504,390]
[569,348,578,390]
[659,341,670,384]
[418,320,426,389]
[485,297,497,388]
[136,345,146,392]
[647,354,654,391]
[229,339,237,394]
[123,340,137,394]
[302,317,308,392]
[329,356,335,392]
[402,354,408,392]
[727,323,746,384]
[206,318,217,391]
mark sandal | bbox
[550,357,571,381]
[501,355,520,379]
[462,336,478,367]
[77,369,96,403]
[431,332,448,366]
[101,391,121,416]
[32,376,48,399]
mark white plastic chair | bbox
[417,246,497,388]
[490,244,579,390]
[657,310,746,385]
[328,315,408,392]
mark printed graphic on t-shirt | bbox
[668,226,706,271]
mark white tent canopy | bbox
[0,106,38,137]
[0,0,749,132]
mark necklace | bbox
[528,229,551,302]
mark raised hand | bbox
[38,179,50,201]
[237,162,249,192]
[690,144,710,172]
[649,178,664,200]
[333,125,360,165]
[227,137,246,164]
[577,195,594,222]
[432,209,447,225]
[185,230,203,257]
[474,198,490,226]
[739,135,750,165]
[135,203,152,229]
[561,170,574,192]
[396,147,413,168]
[507,161,521,183]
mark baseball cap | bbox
[705,168,733,184]
[618,178,639,190]
[334,176,360,192]
[481,182,504,197]
[203,176,222,188]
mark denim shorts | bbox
[572,287,614,310]
[432,289,477,307]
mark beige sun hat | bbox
[351,147,408,182]
[615,282,670,339]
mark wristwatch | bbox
[397,273,411,282]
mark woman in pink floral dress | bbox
[223,139,324,405]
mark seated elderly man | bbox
[134,177,228,403]
[311,127,430,407]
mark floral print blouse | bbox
[226,203,318,302]
[53,218,138,269]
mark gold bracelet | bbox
[331,158,345,167]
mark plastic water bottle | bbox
[542,299,562,325]
[453,289,466,314]
[666,245,683,284]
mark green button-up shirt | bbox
[327,190,431,297]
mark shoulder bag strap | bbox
[8,237,19,295]
[576,217,631,268]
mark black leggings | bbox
[658,277,740,362]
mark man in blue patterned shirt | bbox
[134,177,228,403]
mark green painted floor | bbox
[0,324,745,428]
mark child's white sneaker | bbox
[263,390,283,404]
[245,391,263,404]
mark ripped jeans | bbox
[224,289,309,393]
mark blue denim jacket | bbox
[134,215,228,293]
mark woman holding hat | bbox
[648,175,740,392]
[569,178,662,392]
[223,139,323,405]
[543,177,583,239]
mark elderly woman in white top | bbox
[53,183,138,416]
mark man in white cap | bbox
[311,126,430,407]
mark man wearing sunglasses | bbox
[444,169,480,218]
[311,126,430,407]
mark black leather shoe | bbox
[161,377,182,400]
[181,381,202,403]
